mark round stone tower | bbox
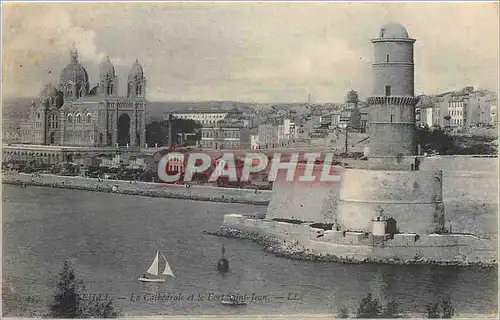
[367,23,419,157]
[335,23,445,237]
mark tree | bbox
[79,300,120,318]
[349,106,361,129]
[382,300,400,318]
[356,293,382,318]
[49,260,120,318]
[441,298,455,318]
[146,119,201,147]
[49,261,82,318]
[338,306,350,318]
[424,302,441,318]
[146,121,170,146]
[416,127,455,155]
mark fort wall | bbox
[265,163,341,222]
[266,156,497,238]
[337,169,444,234]
[221,214,497,266]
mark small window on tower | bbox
[385,85,391,97]
[386,54,390,63]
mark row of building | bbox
[166,90,369,150]
[416,86,497,130]
[161,86,497,151]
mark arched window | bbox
[76,114,82,124]
[66,84,72,97]
[67,114,73,123]
[385,85,391,97]
[37,113,40,119]
[86,113,92,124]
[107,83,113,95]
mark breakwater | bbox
[214,213,497,267]
[1,173,271,205]
[206,226,497,268]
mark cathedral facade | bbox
[20,48,147,147]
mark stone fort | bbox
[223,23,497,264]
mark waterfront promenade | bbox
[1,172,271,205]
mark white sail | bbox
[161,253,175,277]
[146,251,159,276]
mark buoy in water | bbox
[218,245,229,273]
[217,258,229,273]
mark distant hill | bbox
[1,98,257,124]
[2,98,33,118]
[2,98,34,131]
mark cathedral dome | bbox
[60,48,89,86]
[378,23,409,39]
[346,89,359,103]
[128,58,144,81]
[100,57,116,79]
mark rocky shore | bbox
[2,174,270,206]
[206,226,497,268]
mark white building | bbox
[167,109,228,126]
[256,118,293,148]
[416,95,436,128]
[250,134,259,149]
[433,87,497,130]
[420,105,434,128]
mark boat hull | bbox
[222,300,246,306]
[138,277,166,283]
[217,258,230,273]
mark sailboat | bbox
[138,250,175,283]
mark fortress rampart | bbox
[337,169,444,234]
[220,156,497,265]
[220,215,496,266]
[265,163,341,222]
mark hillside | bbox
[2,98,33,118]
[2,98,256,124]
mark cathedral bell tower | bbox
[99,57,118,97]
[127,58,146,99]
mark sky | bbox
[2,2,499,103]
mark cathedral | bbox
[20,48,147,147]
